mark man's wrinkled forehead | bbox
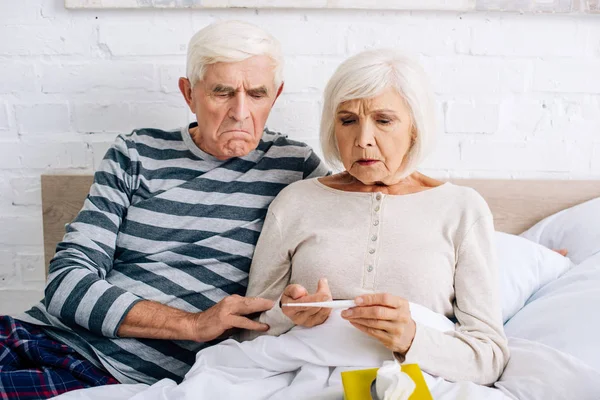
[200,56,278,91]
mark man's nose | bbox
[229,93,250,122]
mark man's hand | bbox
[281,278,332,328]
[188,295,274,342]
[118,296,273,342]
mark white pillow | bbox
[495,337,600,400]
[503,252,600,371]
[495,232,573,323]
[520,196,600,265]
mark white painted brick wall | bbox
[159,64,186,93]
[98,21,194,56]
[15,103,71,134]
[0,143,21,170]
[0,104,10,132]
[470,18,587,57]
[445,101,500,134]
[533,59,600,93]
[1,1,599,314]
[0,24,95,56]
[20,141,92,169]
[0,215,44,247]
[42,62,156,93]
[0,251,17,287]
[17,253,46,283]
[424,57,531,94]
[11,178,43,207]
[593,143,600,173]
[0,63,38,93]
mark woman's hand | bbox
[342,293,416,354]
[281,278,332,328]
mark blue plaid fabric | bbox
[0,316,118,399]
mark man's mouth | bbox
[223,129,250,134]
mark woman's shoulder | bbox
[443,183,492,217]
[268,178,323,213]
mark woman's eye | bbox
[377,119,391,125]
[341,119,356,126]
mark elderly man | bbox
[0,20,328,399]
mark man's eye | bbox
[250,93,265,99]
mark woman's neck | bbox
[319,172,445,195]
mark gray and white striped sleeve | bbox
[303,147,330,179]
[44,134,142,338]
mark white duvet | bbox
[53,255,600,400]
[53,303,507,400]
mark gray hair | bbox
[186,20,284,88]
[320,49,437,177]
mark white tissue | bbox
[375,360,416,400]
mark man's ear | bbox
[179,77,194,109]
[273,82,284,104]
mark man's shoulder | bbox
[261,127,312,154]
[259,127,329,179]
[114,127,187,161]
[122,127,183,144]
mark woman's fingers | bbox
[346,318,396,333]
[342,305,399,321]
[283,284,309,300]
[303,308,331,327]
[350,322,390,343]
[354,293,405,308]
[345,293,416,354]
[316,278,332,299]
[282,278,332,327]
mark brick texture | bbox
[1,1,599,311]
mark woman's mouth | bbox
[356,159,379,166]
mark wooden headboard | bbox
[41,175,600,273]
[42,175,94,274]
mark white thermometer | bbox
[282,300,356,309]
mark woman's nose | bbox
[356,125,375,148]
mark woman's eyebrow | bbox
[371,109,397,114]
[337,109,398,115]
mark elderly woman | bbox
[246,49,509,385]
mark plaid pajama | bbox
[0,316,118,400]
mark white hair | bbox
[186,20,283,88]
[320,49,437,178]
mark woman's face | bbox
[334,88,415,186]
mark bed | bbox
[42,175,600,400]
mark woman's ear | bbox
[410,125,417,146]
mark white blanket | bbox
[51,256,600,400]
[52,303,507,400]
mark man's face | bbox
[180,55,283,160]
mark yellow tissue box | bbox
[341,364,433,400]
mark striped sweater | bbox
[17,123,328,384]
